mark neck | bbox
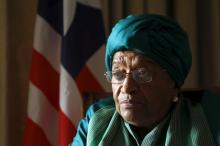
[131,125,153,141]
[137,128,150,140]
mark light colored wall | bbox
[0,0,7,145]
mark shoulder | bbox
[200,90,220,146]
[69,97,114,146]
[89,105,115,126]
[181,88,220,146]
[86,96,115,118]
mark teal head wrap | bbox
[105,14,192,87]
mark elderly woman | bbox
[70,14,217,146]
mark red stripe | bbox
[30,49,60,110]
[75,65,104,93]
[23,118,52,146]
[59,111,77,146]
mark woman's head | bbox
[105,14,192,128]
[105,14,192,88]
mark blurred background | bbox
[0,0,220,146]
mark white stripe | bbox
[28,82,58,146]
[63,0,77,35]
[77,0,101,9]
[34,15,61,73]
[60,65,83,126]
[86,44,112,92]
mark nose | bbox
[121,74,137,95]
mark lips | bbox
[119,99,142,109]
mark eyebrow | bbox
[112,60,124,65]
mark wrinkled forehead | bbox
[112,50,160,68]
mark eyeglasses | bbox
[104,68,153,84]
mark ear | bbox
[170,80,176,88]
[171,86,179,102]
[166,73,176,89]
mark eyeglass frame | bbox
[104,67,153,84]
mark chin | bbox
[126,120,143,127]
[121,113,153,128]
[121,114,142,126]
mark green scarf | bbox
[87,98,215,146]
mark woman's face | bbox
[111,50,177,128]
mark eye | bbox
[112,70,125,81]
[134,68,152,83]
[136,68,148,77]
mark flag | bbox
[23,0,110,145]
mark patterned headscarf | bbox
[105,14,192,87]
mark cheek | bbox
[139,85,152,99]
[140,84,175,113]
[139,83,171,103]
[112,84,121,110]
[112,84,121,98]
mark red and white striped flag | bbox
[23,0,110,145]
